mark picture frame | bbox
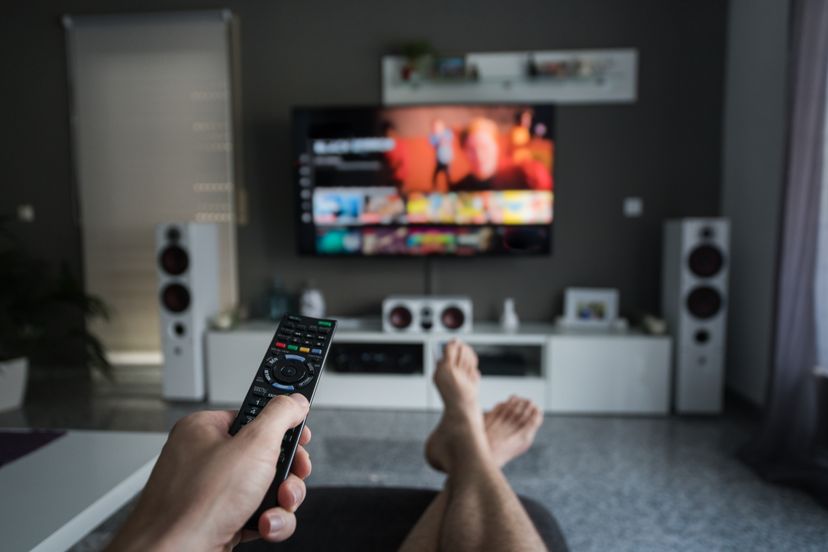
[563,287,619,329]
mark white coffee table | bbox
[0,430,166,552]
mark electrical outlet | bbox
[623,197,643,218]
[17,204,35,222]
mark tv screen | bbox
[293,104,555,256]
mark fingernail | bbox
[268,513,286,535]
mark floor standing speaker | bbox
[156,223,222,400]
[662,218,730,413]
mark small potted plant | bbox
[0,217,110,411]
[399,40,434,81]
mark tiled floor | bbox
[3,372,827,551]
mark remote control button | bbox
[302,339,313,346]
[299,347,310,353]
[297,375,314,388]
[255,375,266,384]
[318,320,333,327]
[297,324,307,331]
[271,382,295,392]
[263,369,273,382]
[293,331,303,337]
[248,397,267,407]
[315,341,325,348]
[277,360,308,384]
[244,415,256,424]
[319,327,331,334]
[275,342,286,349]
[308,326,318,333]
[285,354,305,362]
[265,356,278,367]
[246,407,261,416]
[290,338,300,344]
[253,386,269,396]
[287,344,299,351]
[311,348,322,355]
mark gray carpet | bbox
[2,375,827,551]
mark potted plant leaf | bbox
[0,217,110,411]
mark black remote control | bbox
[229,313,337,531]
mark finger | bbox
[278,473,307,512]
[299,425,312,446]
[258,507,297,542]
[243,394,309,454]
[291,445,312,479]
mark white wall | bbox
[721,0,791,405]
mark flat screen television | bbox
[293,104,555,256]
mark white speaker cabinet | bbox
[662,218,730,414]
[156,223,223,400]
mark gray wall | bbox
[2,0,726,324]
[721,0,790,406]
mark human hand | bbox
[107,394,312,551]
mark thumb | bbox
[242,394,309,452]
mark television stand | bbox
[206,318,672,414]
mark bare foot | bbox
[484,396,543,467]
[425,340,488,472]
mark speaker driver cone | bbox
[441,306,466,330]
[389,305,413,329]
[159,245,189,276]
[687,245,724,278]
[686,286,722,319]
[161,283,191,313]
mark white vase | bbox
[299,288,326,319]
[0,357,28,411]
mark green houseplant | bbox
[0,217,111,410]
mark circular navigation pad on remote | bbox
[278,360,306,384]
[263,353,316,389]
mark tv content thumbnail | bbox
[294,104,555,256]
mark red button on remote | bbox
[275,342,286,349]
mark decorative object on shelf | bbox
[398,39,434,82]
[642,314,667,335]
[500,297,520,332]
[267,276,292,321]
[299,283,326,318]
[0,217,111,410]
[561,287,619,329]
[433,55,465,78]
[382,48,637,105]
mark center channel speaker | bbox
[383,295,473,333]
[662,218,729,414]
[156,223,223,400]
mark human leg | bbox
[400,341,546,551]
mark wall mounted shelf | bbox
[382,48,638,105]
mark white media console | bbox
[206,319,672,414]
